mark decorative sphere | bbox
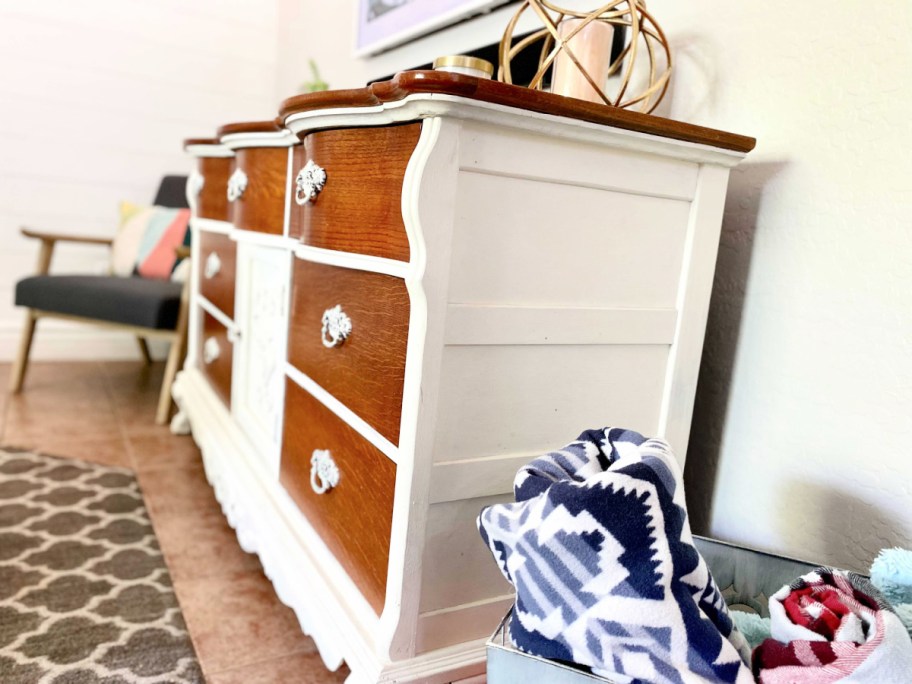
[498,0,672,114]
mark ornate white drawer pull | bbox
[294,160,327,205]
[203,337,221,364]
[188,171,205,198]
[321,305,352,348]
[311,449,340,494]
[227,168,248,202]
[204,252,221,279]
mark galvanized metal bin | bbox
[486,535,822,683]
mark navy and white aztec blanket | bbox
[478,428,753,684]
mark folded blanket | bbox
[477,427,753,683]
[753,568,912,683]
[730,610,772,650]
[871,548,912,607]
[871,548,912,639]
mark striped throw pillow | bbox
[111,202,191,279]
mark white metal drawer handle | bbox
[294,160,327,205]
[203,337,220,364]
[311,449,340,494]
[321,305,352,348]
[204,252,221,279]
[227,168,248,202]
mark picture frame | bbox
[355,0,508,57]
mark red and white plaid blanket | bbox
[753,569,912,682]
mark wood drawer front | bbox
[199,309,233,407]
[280,379,396,615]
[197,157,233,221]
[229,147,288,235]
[198,231,237,320]
[288,260,409,445]
[288,124,419,261]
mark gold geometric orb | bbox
[499,0,672,113]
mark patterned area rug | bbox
[0,448,203,683]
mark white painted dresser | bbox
[173,70,755,684]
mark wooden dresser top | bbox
[278,70,756,154]
[217,120,283,137]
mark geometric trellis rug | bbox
[0,448,204,684]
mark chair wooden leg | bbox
[9,311,37,393]
[157,277,191,425]
[136,337,153,365]
[156,335,184,425]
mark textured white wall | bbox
[661,0,912,572]
[277,0,912,572]
[0,0,278,360]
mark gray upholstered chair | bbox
[11,176,190,425]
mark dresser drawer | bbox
[288,124,419,261]
[280,379,396,615]
[228,147,288,235]
[197,230,236,320]
[288,260,409,445]
[199,309,233,407]
[197,156,233,221]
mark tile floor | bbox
[0,360,348,683]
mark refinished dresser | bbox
[173,70,755,684]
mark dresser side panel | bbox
[656,163,732,462]
[415,120,722,653]
[431,344,669,465]
[449,172,691,308]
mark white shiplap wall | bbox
[0,0,279,360]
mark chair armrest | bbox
[21,227,114,276]
[21,227,113,246]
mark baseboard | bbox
[0,320,168,362]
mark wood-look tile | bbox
[4,405,123,443]
[0,363,10,438]
[152,507,260,582]
[136,461,218,519]
[127,434,202,473]
[174,570,319,675]
[101,360,171,435]
[4,389,122,443]
[101,360,165,393]
[3,361,116,437]
[206,650,348,684]
[1,435,131,469]
[12,361,111,398]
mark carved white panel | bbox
[232,241,291,477]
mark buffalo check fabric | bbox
[753,569,912,683]
[477,428,753,684]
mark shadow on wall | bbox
[683,160,787,533]
[777,480,911,573]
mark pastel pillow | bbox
[111,201,190,279]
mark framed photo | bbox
[355,0,507,57]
